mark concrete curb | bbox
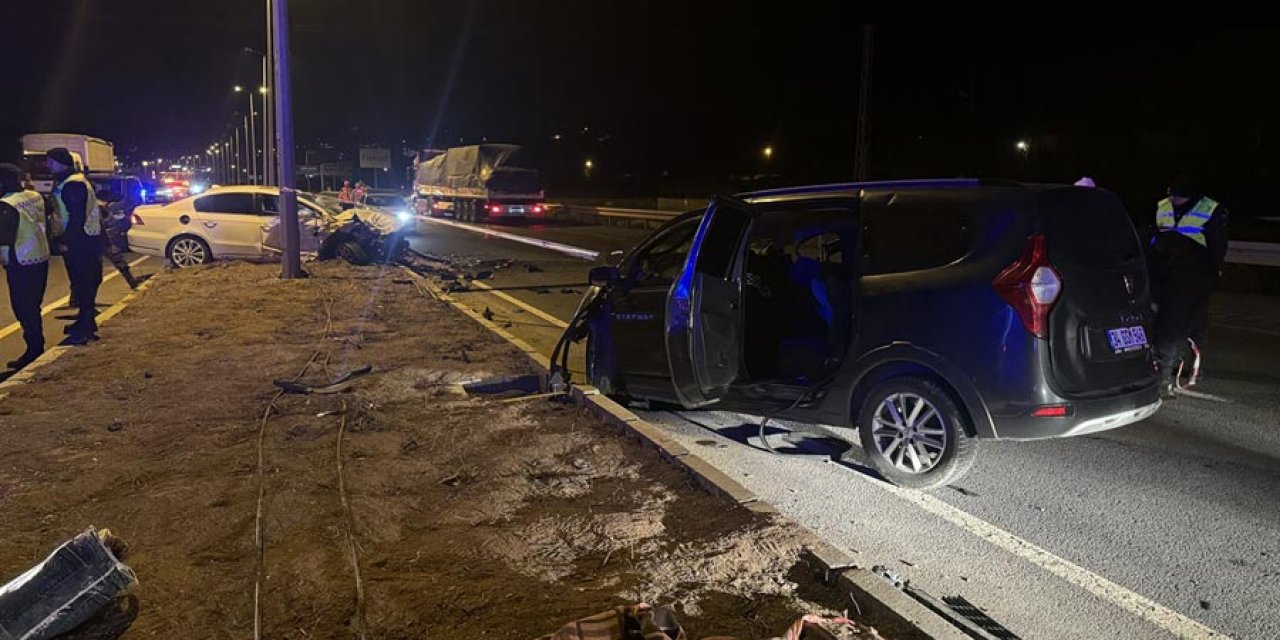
[399,265,968,639]
[0,272,163,392]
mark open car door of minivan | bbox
[666,195,755,407]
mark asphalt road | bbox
[405,216,1280,639]
[0,253,160,379]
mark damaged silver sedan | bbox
[128,185,409,267]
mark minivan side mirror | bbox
[588,265,619,287]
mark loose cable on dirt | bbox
[253,288,339,640]
[335,400,368,640]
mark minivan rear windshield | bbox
[1040,188,1143,269]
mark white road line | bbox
[0,256,151,341]
[468,280,569,329]
[836,465,1228,639]
[417,216,600,260]
[1209,322,1280,338]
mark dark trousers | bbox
[1154,284,1210,374]
[5,260,49,357]
[64,241,103,336]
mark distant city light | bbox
[763,146,774,159]
[234,85,244,92]
[584,159,594,169]
[1015,140,1030,152]
[258,86,268,94]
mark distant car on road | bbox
[565,180,1161,488]
[127,185,409,268]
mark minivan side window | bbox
[626,217,701,288]
[194,193,257,215]
[861,203,973,275]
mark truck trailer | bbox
[412,144,545,222]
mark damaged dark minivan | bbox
[563,180,1162,488]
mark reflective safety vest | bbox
[52,173,101,237]
[0,190,51,266]
[1155,196,1217,248]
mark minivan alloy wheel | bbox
[871,392,948,474]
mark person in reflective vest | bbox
[1149,175,1229,396]
[338,181,354,210]
[46,147,103,345]
[0,163,51,369]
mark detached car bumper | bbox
[991,384,1162,440]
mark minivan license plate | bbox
[1106,326,1149,354]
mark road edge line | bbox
[0,269,163,391]
[398,264,966,639]
[416,215,600,260]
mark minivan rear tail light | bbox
[489,204,502,214]
[1032,404,1072,418]
[993,234,1060,339]
[532,204,545,214]
[131,213,144,225]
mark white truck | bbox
[21,133,117,193]
[413,144,546,222]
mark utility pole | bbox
[263,8,275,186]
[854,24,874,182]
[272,0,302,279]
[248,97,258,185]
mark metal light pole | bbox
[244,113,254,184]
[853,24,874,181]
[262,11,276,186]
[234,127,242,184]
[272,0,302,278]
[263,62,274,185]
[236,85,259,185]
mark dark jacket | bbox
[1150,196,1229,295]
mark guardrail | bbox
[556,205,681,230]
[558,205,1280,267]
[1226,241,1280,267]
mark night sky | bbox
[2,4,1278,223]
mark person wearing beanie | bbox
[1149,174,1230,396]
[46,147,103,345]
[0,163,51,369]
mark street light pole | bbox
[244,113,254,184]
[262,60,273,185]
[272,0,302,279]
[239,88,257,185]
[263,9,275,186]
[854,24,874,181]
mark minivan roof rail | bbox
[740,178,982,199]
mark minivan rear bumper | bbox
[990,384,1162,440]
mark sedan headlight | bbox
[396,210,413,222]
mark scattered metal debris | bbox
[274,366,374,395]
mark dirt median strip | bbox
[0,261,908,638]
[400,266,964,639]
